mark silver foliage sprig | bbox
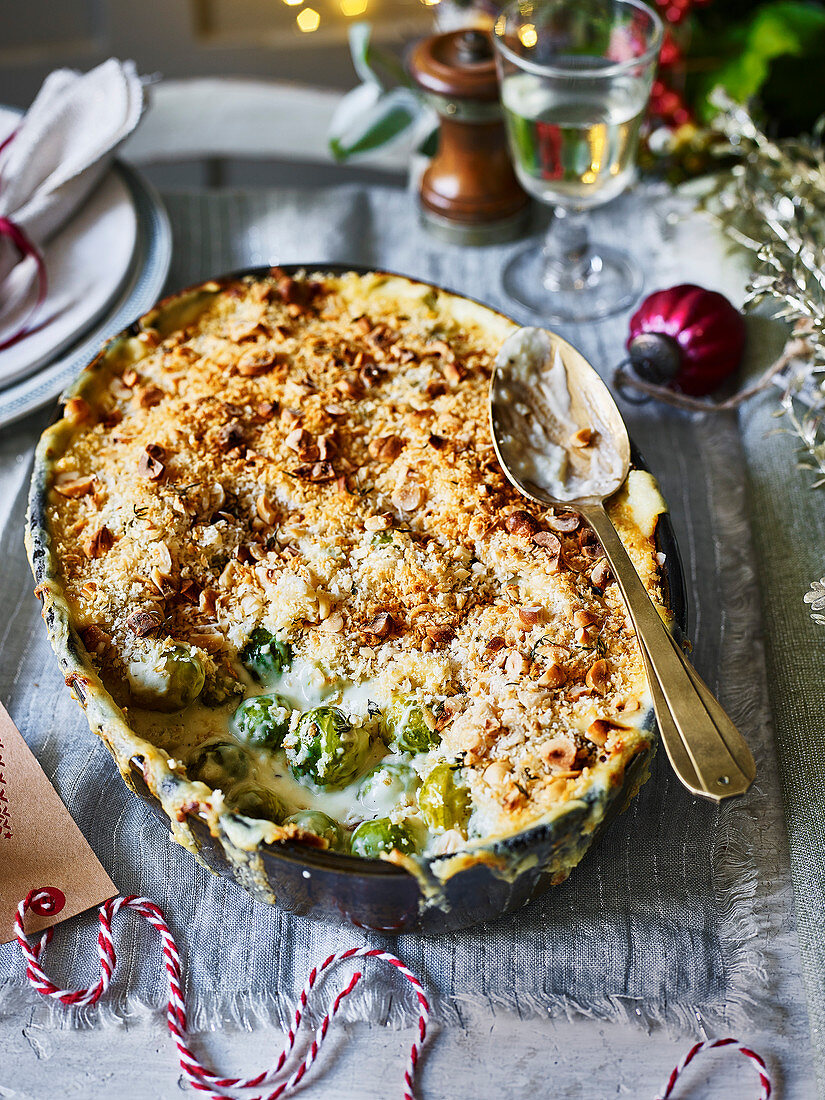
[804,578,825,626]
[699,92,825,624]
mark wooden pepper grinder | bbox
[409,28,530,246]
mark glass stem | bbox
[541,207,598,292]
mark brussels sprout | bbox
[227,782,286,823]
[240,628,292,683]
[371,530,394,547]
[190,739,250,789]
[418,763,471,833]
[200,667,244,708]
[232,694,293,749]
[284,809,345,850]
[358,760,419,816]
[286,706,368,788]
[385,694,439,754]
[128,644,205,712]
[350,817,420,859]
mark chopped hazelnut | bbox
[136,384,164,409]
[504,650,527,680]
[573,610,598,629]
[505,510,539,539]
[55,475,96,498]
[443,361,464,385]
[256,492,278,525]
[586,659,610,694]
[540,736,577,769]
[217,421,246,454]
[538,663,567,689]
[285,427,311,452]
[571,427,595,447]
[425,625,454,646]
[237,347,283,378]
[178,579,201,604]
[590,558,612,591]
[292,460,336,482]
[364,513,392,532]
[64,397,90,424]
[319,611,345,633]
[126,610,161,637]
[424,339,455,361]
[317,433,337,461]
[364,612,396,639]
[138,445,165,480]
[518,606,543,627]
[368,434,405,463]
[82,526,114,558]
[586,719,616,747]
[484,761,509,787]
[532,530,562,555]
[391,481,424,512]
[547,512,580,533]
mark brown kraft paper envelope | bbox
[0,701,117,944]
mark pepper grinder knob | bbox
[409,30,530,246]
[455,29,491,64]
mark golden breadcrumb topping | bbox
[45,270,665,844]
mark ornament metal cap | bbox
[627,332,682,384]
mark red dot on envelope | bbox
[30,887,66,916]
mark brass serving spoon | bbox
[490,327,755,802]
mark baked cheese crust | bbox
[37,269,665,861]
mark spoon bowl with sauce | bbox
[490,327,756,802]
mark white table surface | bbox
[0,997,814,1098]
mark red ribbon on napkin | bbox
[0,127,18,159]
[0,214,48,352]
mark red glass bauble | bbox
[626,284,746,396]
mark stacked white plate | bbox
[0,106,172,428]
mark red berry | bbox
[656,88,684,118]
[659,32,682,67]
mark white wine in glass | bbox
[494,0,662,322]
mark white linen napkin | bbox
[0,59,145,287]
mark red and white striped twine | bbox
[15,889,772,1099]
[15,889,429,1100]
[654,1037,772,1100]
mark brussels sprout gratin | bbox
[27,269,667,889]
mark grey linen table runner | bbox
[0,183,801,1040]
[739,391,825,1093]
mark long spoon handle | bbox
[581,503,756,802]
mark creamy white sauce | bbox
[494,328,625,502]
[134,654,438,850]
[244,740,392,828]
[226,656,387,826]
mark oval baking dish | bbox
[26,264,686,934]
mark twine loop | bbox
[15,889,430,1100]
[14,889,772,1099]
[654,1037,772,1099]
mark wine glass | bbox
[493,0,662,323]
